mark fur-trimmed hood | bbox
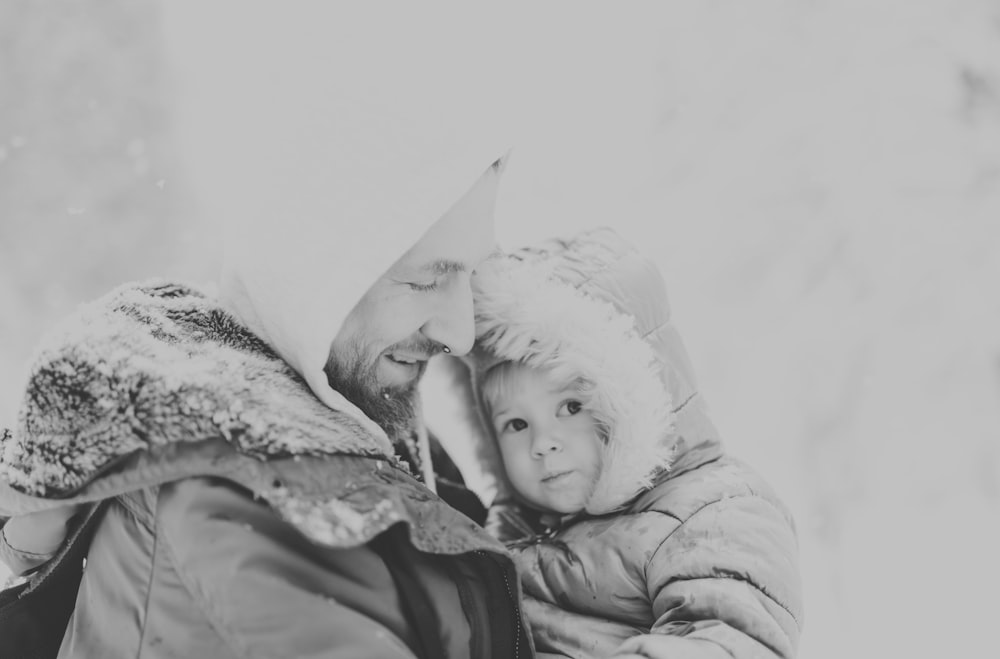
[0,281,392,500]
[460,228,721,515]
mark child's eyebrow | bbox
[489,406,510,418]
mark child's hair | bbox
[480,360,608,442]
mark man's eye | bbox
[563,400,583,415]
[406,280,439,292]
[504,418,527,432]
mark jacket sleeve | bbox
[622,495,803,659]
[156,477,420,659]
[0,519,55,575]
[0,505,81,576]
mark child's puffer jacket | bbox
[465,228,803,659]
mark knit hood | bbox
[219,147,506,448]
[428,228,721,515]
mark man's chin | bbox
[355,385,417,444]
[328,372,416,440]
[325,347,423,443]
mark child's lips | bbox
[541,469,574,484]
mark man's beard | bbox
[323,340,419,445]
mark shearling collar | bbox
[0,280,393,498]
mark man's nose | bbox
[420,276,476,356]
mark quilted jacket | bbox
[457,228,803,658]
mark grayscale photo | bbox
[1,2,997,658]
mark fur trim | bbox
[471,252,676,515]
[0,281,392,497]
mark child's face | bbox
[486,363,603,515]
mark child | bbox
[462,228,803,659]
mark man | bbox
[0,5,538,654]
[0,148,531,658]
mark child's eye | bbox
[504,418,528,433]
[561,400,583,416]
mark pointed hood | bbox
[427,228,721,514]
[219,150,507,442]
[161,4,514,440]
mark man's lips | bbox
[385,352,430,366]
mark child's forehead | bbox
[483,361,581,401]
[490,361,559,384]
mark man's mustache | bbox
[385,338,445,358]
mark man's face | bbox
[325,164,501,436]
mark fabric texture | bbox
[458,227,803,658]
[0,282,530,659]
[0,520,57,575]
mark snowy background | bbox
[2,2,998,657]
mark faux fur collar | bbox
[0,280,393,498]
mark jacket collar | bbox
[0,280,393,498]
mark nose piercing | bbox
[442,345,451,354]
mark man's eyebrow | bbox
[423,259,466,275]
[421,250,503,275]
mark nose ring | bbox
[442,345,451,354]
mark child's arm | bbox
[614,497,803,659]
[0,505,81,575]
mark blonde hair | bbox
[480,360,607,441]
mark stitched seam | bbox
[667,590,791,658]
[644,496,799,624]
[648,509,684,525]
[133,491,160,659]
[154,495,251,659]
[639,318,671,341]
[696,637,737,659]
[0,524,56,557]
[574,247,628,293]
[660,573,799,628]
[117,492,155,532]
[671,392,697,414]
[445,558,482,659]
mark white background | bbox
[1,2,998,657]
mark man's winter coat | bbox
[0,281,530,658]
[455,228,803,658]
[1,20,523,655]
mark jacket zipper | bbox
[476,550,521,659]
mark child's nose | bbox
[530,432,562,458]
